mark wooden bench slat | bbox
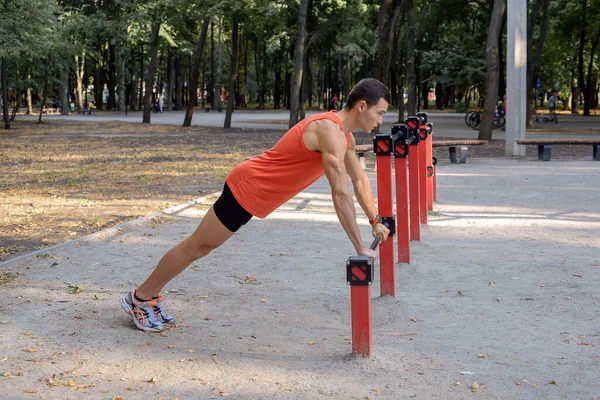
[516,139,600,145]
[432,140,487,147]
[516,139,600,161]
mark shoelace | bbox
[153,302,166,317]
[141,300,162,325]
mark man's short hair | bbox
[345,78,390,110]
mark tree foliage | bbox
[2,0,599,130]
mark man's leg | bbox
[120,206,236,331]
[135,206,235,300]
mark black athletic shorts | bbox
[213,183,253,232]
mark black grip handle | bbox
[370,233,383,250]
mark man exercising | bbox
[121,78,391,332]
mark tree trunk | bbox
[389,6,404,109]
[143,21,161,123]
[285,69,291,109]
[299,50,311,120]
[527,0,551,126]
[183,17,211,127]
[405,0,417,116]
[117,45,127,112]
[397,49,405,122]
[60,66,69,115]
[214,17,223,111]
[108,44,117,110]
[254,38,263,109]
[577,0,587,115]
[289,0,310,128]
[435,82,443,109]
[422,82,429,109]
[139,44,144,111]
[478,0,505,141]
[166,47,173,111]
[75,52,85,114]
[583,26,600,115]
[376,0,402,85]
[94,60,103,111]
[224,17,239,128]
[274,69,281,109]
[26,86,33,115]
[10,89,20,121]
[129,47,138,111]
[570,63,579,113]
[174,52,182,110]
[38,65,49,124]
[2,57,10,129]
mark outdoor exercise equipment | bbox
[416,112,435,212]
[373,134,396,296]
[391,124,410,264]
[346,113,434,357]
[406,116,421,241]
[346,233,383,357]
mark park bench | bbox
[203,107,223,112]
[355,144,374,169]
[515,139,600,161]
[432,140,488,164]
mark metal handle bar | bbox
[369,233,383,250]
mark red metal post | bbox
[433,164,437,202]
[427,123,434,210]
[406,117,421,241]
[350,285,372,357]
[418,129,428,225]
[347,253,375,357]
[408,144,421,241]
[392,125,410,264]
[374,134,395,297]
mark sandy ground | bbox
[1,157,599,400]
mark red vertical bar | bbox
[376,154,394,297]
[408,144,420,241]
[351,285,372,357]
[418,136,428,225]
[433,165,437,202]
[427,132,434,210]
[394,158,410,264]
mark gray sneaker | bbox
[153,295,175,324]
[120,289,165,332]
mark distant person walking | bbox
[159,95,165,112]
[548,92,558,113]
[332,94,339,110]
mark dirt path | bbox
[0,158,599,399]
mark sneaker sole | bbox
[120,296,165,332]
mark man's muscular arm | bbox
[345,135,389,241]
[315,122,373,256]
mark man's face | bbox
[357,98,388,134]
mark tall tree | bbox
[376,0,402,86]
[143,20,161,123]
[1,57,9,129]
[527,0,552,126]
[183,17,210,127]
[405,0,417,116]
[289,0,310,128]
[478,0,505,141]
[224,16,239,128]
[214,17,223,111]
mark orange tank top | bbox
[225,111,350,218]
